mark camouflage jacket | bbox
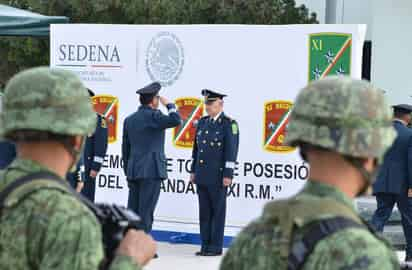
[220,181,400,270]
[0,158,141,270]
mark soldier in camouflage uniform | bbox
[220,77,400,270]
[0,67,156,270]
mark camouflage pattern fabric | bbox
[0,158,141,270]
[285,76,396,161]
[0,67,140,269]
[1,67,96,137]
[220,181,400,270]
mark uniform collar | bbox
[212,111,224,122]
[139,105,153,111]
[393,118,407,126]
[299,180,356,212]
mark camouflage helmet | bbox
[1,67,96,137]
[285,76,396,161]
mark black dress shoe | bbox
[202,251,222,256]
[195,251,204,256]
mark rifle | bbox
[86,203,142,263]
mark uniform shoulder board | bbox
[223,115,235,123]
[199,116,210,122]
[193,120,199,128]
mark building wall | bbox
[371,0,412,104]
[296,0,372,38]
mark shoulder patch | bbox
[232,122,238,135]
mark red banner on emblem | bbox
[92,95,119,144]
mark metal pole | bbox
[325,0,338,24]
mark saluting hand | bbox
[190,173,195,184]
[159,96,170,107]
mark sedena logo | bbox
[57,44,122,69]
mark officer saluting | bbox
[122,82,181,238]
[190,89,239,256]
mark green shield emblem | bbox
[308,33,352,82]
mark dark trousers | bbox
[371,193,412,256]
[197,185,227,253]
[127,179,161,233]
[81,176,96,202]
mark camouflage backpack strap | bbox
[279,195,374,270]
[0,171,72,215]
[287,196,394,270]
[262,195,366,267]
[287,216,365,270]
[0,171,101,219]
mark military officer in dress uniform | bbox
[78,89,109,201]
[372,104,412,262]
[122,82,181,237]
[190,89,239,256]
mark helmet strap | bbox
[344,157,378,196]
[61,136,86,173]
